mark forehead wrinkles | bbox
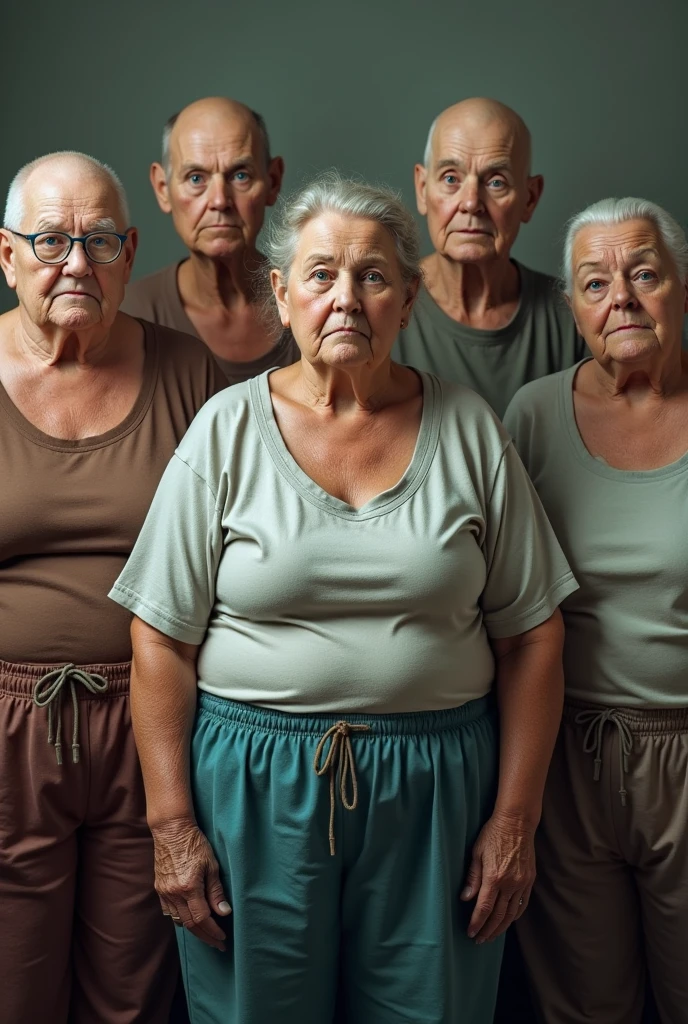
[298,216,395,261]
[172,123,257,166]
[26,185,120,227]
[434,122,520,168]
[574,224,664,272]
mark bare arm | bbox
[461,608,565,942]
[130,617,231,950]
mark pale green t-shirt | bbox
[393,262,586,418]
[110,370,577,713]
[504,362,688,708]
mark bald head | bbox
[424,98,532,176]
[4,151,129,232]
[162,97,271,175]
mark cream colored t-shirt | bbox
[111,370,577,713]
[505,362,688,707]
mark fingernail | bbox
[476,938,484,945]
[218,901,231,914]
[468,930,476,939]
[461,887,472,899]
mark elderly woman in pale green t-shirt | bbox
[504,198,688,1024]
[110,173,576,1024]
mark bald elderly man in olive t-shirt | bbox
[394,99,585,418]
[122,97,299,384]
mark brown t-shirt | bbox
[122,261,301,385]
[0,320,226,664]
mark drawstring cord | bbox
[33,664,109,764]
[314,720,370,855]
[574,708,634,805]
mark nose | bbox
[611,275,638,310]
[208,174,233,211]
[457,176,485,215]
[333,273,362,314]
[61,241,92,277]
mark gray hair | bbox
[563,197,688,294]
[3,151,130,231]
[265,171,421,285]
[423,116,439,168]
[161,107,271,176]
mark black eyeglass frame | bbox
[11,230,130,265]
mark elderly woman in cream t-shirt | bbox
[111,173,576,1024]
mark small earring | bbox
[400,319,407,329]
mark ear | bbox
[521,174,544,224]
[402,275,421,320]
[265,156,285,207]
[0,229,18,290]
[121,227,139,284]
[414,163,428,216]
[270,268,290,327]
[150,162,172,214]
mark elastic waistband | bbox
[564,698,688,735]
[197,693,494,737]
[0,659,131,698]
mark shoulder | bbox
[429,373,511,471]
[518,263,571,321]
[122,264,177,318]
[506,367,569,422]
[142,321,227,405]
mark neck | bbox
[181,247,264,311]
[14,307,113,368]
[296,357,402,414]
[424,252,520,321]
[589,347,687,403]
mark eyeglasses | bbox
[12,230,129,265]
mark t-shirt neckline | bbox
[419,259,531,346]
[250,368,442,520]
[560,359,688,481]
[0,319,159,452]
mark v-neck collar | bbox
[249,369,442,520]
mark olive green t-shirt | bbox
[111,370,576,713]
[504,362,688,708]
[393,262,586,418]
[122,262,300,384]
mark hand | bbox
[151,817,232,951]
[460,811,536,944]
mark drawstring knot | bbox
[33,664,109,764]
[313,720,370,856]
[574,708,634,806]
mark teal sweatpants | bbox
[179,694,502,1024]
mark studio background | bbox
[2,0,686,315]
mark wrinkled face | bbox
[271,212,418,369]
[416,116,541,264]
[0,164,136,332]
[570,219,688,365]
[157,113,282,258]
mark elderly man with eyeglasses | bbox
[0,150,226,1024]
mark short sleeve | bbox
[109,452,223,643]
[480,440,578,638]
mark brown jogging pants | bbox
[0,659,177,1024]
[517,700,688,1024]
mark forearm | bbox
[130,618,199,829]
[492,611,565,829]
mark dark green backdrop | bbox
[2,0,686,314]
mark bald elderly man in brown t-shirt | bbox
[0,150,225,1024]
[122,97,300,383]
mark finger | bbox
[467,880,498,938]
[514,886,532,921]
[186,894,227,944]
[170,899,226,951]
[476,891,514,943]
[206,863,232,917]
[461,851,483,903]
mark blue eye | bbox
[443,174,458,185]
[314,270,329,281]
[637,271,654,281]
[365,272,383,283]
[189,173,203,185]
[588,281,603,291]
[234,171,249,181]
[487,178,506,188]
